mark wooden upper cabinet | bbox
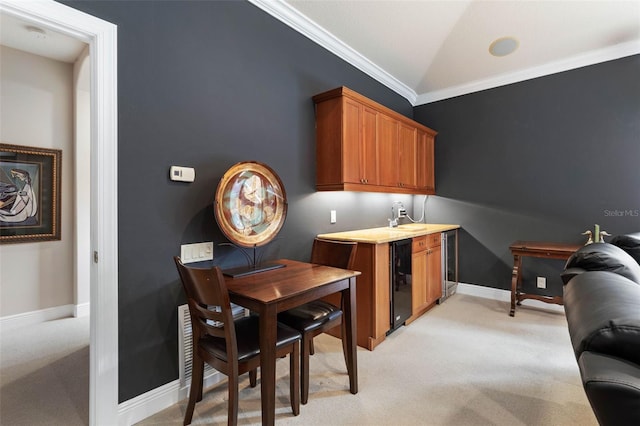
[416,129,435,192]
[398,123,417,189]
[314,86,437,195]
[315,94,379,189]
[342,98,363,185]
[362,106,379,185]
[377,113,399,187]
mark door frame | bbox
[0,1,119,424]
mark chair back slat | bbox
[174,257,235,344]
[311,238,357,269]
[187,299,227,339]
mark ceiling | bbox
[0,11,86,63]
[253,0,640,105]
[2,1,638,106]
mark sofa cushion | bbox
[564,271,640,365]
[610,232,640,265]
[563,243,640,284]
[578,351,640,426]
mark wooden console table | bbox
[509,241,582,316]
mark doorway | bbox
[0,1,118,424]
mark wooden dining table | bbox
[225,259,361,425]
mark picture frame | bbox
[1,143,62,243]
[214,161,287,248]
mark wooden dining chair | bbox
[174,257,301,425]
[277,238,357,404]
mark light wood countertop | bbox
[317,223,460,244]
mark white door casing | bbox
[0,1,118,424]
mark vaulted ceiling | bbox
[253,0,640,105]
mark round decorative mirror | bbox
[214,161,287,248]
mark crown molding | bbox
[248,0,417,105]
[415,40,640,105]
[250,1,639,108]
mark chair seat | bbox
[278,300,342,333]
[200,316,301,362]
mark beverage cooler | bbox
[389,238,413,332]
[439,229,458,303]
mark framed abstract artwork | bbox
[0,143,62,243]
[214,161,287,248]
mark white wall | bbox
[0,46,75,316]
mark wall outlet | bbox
[330,210,337,224]
[181,242,213,264]
[536,276,546,289]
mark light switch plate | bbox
[330,210,337,224]
[181,242,213,264]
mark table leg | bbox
[259,305,277,426]
[343,276,358,394]
[510,254,522,317]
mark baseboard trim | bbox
[74,302,90,318]
[457,282,511,301]
[0,304,75,331]
[117,370,223,425]
[456,282,564,313]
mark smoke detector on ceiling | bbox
[489,37,519,57]
[26,25,47,40]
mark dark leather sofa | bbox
[561,233,640,425]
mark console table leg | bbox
[510,254,521,317]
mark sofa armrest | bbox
[611,232,640,265]
[564,243,640,284]
[579,351,640,426]
[564,271,640,364]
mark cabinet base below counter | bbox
[318,224,460,350]
[405,300,438,326]
[322,242,389,350]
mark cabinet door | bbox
[342,98,363,184]
[361,107,379,185]
[377,113,399,187]
[399,123,417,188]
[426,243,442,305]
[412,241,428,313]
[424,132,435,192]
[416,129,434,192]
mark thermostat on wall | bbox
[170,166,195,183]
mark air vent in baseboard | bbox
[177,303,247,388]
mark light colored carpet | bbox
[137,293,597,426]
[0,315,89,425]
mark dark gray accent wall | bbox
[58,0,640,404]
[415,55,640,296]
[59,0,415,402]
